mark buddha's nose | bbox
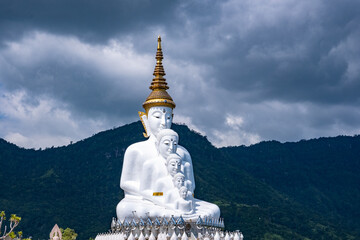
[161,116,166,125]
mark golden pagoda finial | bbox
[157,35,161,49]
[142,36,176,114]
[151,35,166,90]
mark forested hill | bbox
[221,135,360,234]
[0,121,359,240]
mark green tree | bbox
[0,211,21,240]
[60,228,78,240]
[263,233,284,240]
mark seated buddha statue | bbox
[139,131,181,203]
[176,186,193,214]
[116,36,220,220]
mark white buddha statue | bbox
[162,172,186,208]
[116,36,220,220]
[139,132,180,203]
[151,152,182,193]
[176,186,193,214]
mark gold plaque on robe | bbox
[153,192,163,196]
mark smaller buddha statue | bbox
[175,186,193,214]
[150,153,183,203]
[156,129,179,159]
[167,154,182,177]
[140,130,180,200]
[163,172,187,209]
[173,172,185,189]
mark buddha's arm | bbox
[178,146,196,192]
[120,147,141,195]
[139,161,155,200]
[164,189,179,210]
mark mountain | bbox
[221,136,360,235]
[0,121,359,240]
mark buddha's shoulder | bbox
[125,139,155,154]
[177,145,190,157]
[127,140,148,148]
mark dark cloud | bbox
[0,0,359,148]
[0,0,180,43]
[204,0,360,106]
[0,32,151,123]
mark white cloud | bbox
[1,31,153,91]
[226,114,244,130]
[0,90,108,149]
[212,129,261,147]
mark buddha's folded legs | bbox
[116,197,220,221]
[116,197,177,220]
[192,199,221,219]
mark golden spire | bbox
[142,36,176,113]
[151,36,167,90]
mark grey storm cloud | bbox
[0,0,180,43]
[0,32,151,121]
[0,0,359,148]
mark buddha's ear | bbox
[138,111,151,138]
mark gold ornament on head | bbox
[139,36,176,138]
[142,36,176,114]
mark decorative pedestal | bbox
[95,216,244,240]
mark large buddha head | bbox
[139,36,176,138]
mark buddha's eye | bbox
[153,112,161,119]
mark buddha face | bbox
[167,158,181,176]
[179,187,188,199]
[147,107,173,137]
[159,135,178,159]
[174,175,185,189]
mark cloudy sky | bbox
[0,0,359,149]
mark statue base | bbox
[95,216,244,240]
